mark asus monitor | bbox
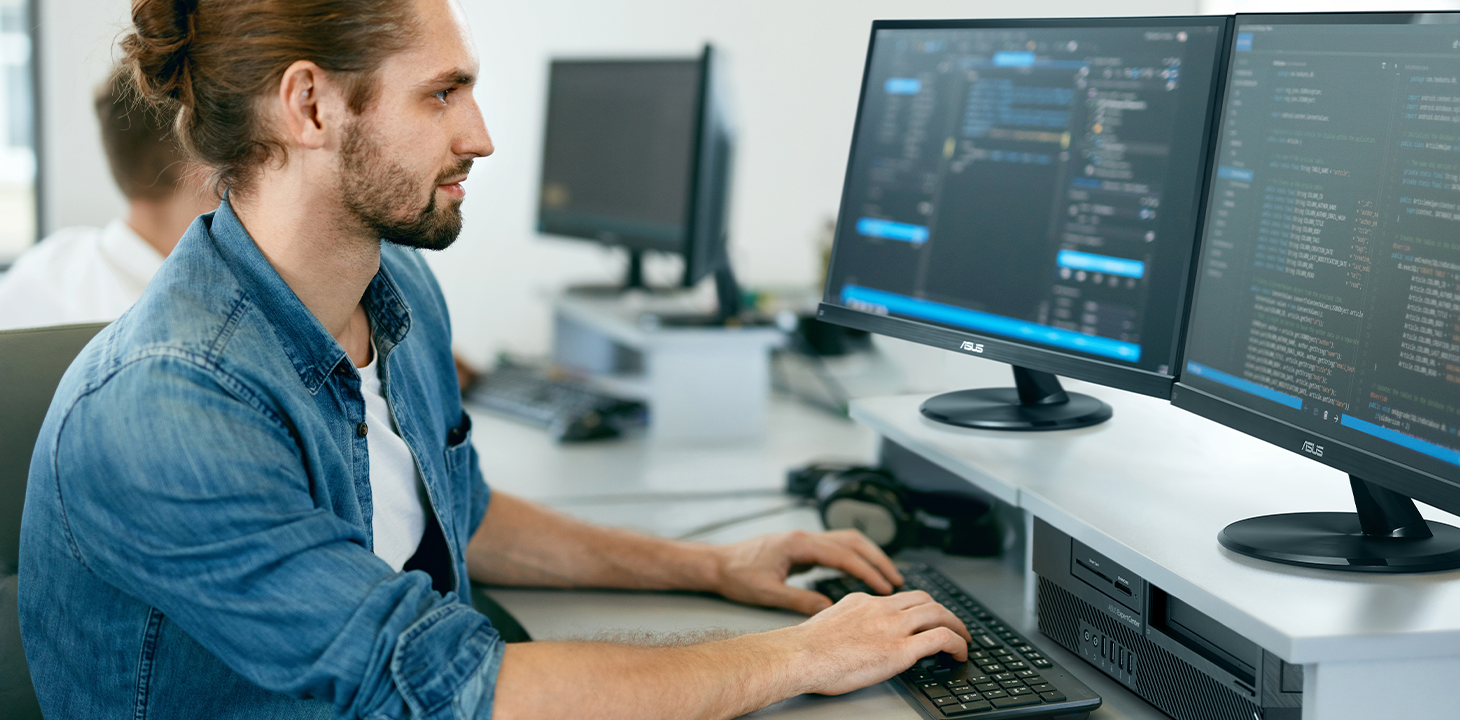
[1175,12,1460,573]
[818,17,1232,430]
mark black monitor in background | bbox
[537,45,741,320]
[1175,12,1460,573]
[818,17,1233,430]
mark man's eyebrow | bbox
[421,69,476,88]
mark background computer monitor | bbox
[817,17,1232,430]
[1174,12,1460,573]
[538,45,741,319]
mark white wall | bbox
[45,0,1458,366]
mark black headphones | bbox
[786,463,1000,557]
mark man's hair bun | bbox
[122,0,200,107]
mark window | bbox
[0,0,36,262]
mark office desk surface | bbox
[849,361,1460,666]
[469,397,1167,719]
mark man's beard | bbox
[339,119,471,251]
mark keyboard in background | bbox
[466,363,646,442]
[815,563,1100,719]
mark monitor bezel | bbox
[536,55,704,261]
[1172,11,1460,514]
[820,15,1235,399]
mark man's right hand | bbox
[779,590,971,697]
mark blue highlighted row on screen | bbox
[885,78,922,95]
[841,285,1141,362]
[994,52,1036,67]
[1218,166,1254,182]
[1341,415,1460,468]
[1184,362,1303,410]
[1056,250,1145,279]
[1236,33,1253,52]
[856,218,930,243]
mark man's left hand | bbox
[708,530,904,615]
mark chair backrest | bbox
[1,322,107,720]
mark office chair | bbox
[0,322,107,720]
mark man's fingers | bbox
[902,600,972,643]
[799,539,895,595]
[836,530,904,588]
[910,626,969,662]
[767,585,835,616]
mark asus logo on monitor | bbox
[1302,441,1324,457]
[960,341,985,354]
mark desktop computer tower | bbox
[1032,518,1302,720]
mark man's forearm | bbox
[492,630,803,720]
[466,492,719,591]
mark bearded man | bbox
[18,0,969,718]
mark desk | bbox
[849,357,1460,720]
[468,396,1172,719]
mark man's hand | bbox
[781,590,972,696]
[708,529,905,615]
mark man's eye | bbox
[433,89,452,103]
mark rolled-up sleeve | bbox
[51,353,503,719]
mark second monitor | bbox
[819,17,1232,430]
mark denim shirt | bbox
[19,198,502,719]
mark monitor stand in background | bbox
[919,365,1113,432]
[567,248,745,328]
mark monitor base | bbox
[1219,476,1460,573]
[1219,513,1460,573]
[919,366,1113,431]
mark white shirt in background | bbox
[0,219,165,331]
[359,346,429,572]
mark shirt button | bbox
[356,422,369,438]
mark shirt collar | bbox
[99,218,166,284]
[204,195,413,394]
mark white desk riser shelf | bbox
[850,358,1460,720]
[552,294,784,442]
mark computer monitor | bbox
[538,45,741,319]
[818,17,1233,430]
[1175,12,1460,573]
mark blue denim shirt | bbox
[19,198,502,719]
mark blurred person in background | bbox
[0,66,217,330]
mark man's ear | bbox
[276,60,347,152]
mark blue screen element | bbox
[1341,415,1460,467]
[1185,361,1304,410]
[1056,250,1146,279]
[993,51,1036,67]
[1218,166,1255,182]
[1235,32,1253,52]
[884,78,923,95]
[842,284,1141,361]
[856,218,930,243]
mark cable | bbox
[673,501,809,541]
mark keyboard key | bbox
[972,635,999,648]
[981,689,1008,699]
[965,675,992,685]
[918,681,944,691]
[998,679,1024,688]
[1004,661,1028,670]
[1028,683,1054,694]
[1024,652,1045,661]
[1032,659,1053,669]
[922,685,952,699]
[934,696,960,706]
[967,650,989,660]
[992,695,1044,709]
[989,648,1013,657]
[1040,691,1067,703]
[974,682,999,692]
[940,700,994,716]
[957,693,981,703]
[1009,687,1035,696]
[992,672,1017,681]
[981,664,1005,673]
[946,685,973,695]
[1014,670,1040,679]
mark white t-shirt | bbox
[0,219,165,330]
[359,347,429,572]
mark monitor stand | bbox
[1218,476,1460,573]
[919,365,1113,431]
[566,250,674,297]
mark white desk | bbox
[469,396,1175,719]
[849,358,1460,720]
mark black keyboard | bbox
[467,364,646,442]
[815,563,1101,719]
